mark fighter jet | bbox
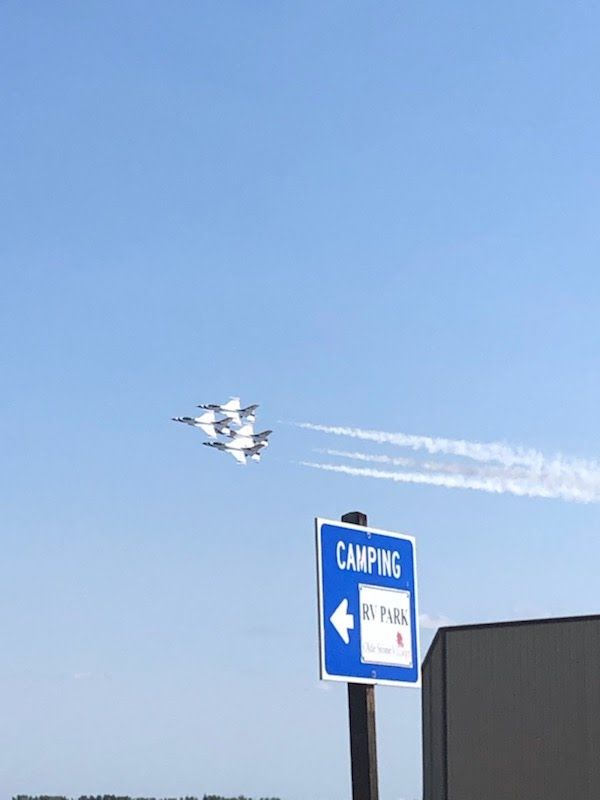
[226,423,273,447]
[203,440,266,465]
[172,411,234,438]
[196,397,259,426]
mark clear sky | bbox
[2,2,600,799]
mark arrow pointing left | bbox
[330,598,354,644]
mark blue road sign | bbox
[316,518,420,687]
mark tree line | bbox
[14,795,282,800]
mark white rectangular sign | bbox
[359,584,414,668]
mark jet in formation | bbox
[203,440,266,465]
[172,397,270,465]
[171,410,234,438]
[197,398,259,426]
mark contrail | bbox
[300,461,598,503]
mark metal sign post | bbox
[343,511,379,800]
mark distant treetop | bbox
[13,794,282,800]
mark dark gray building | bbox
[422,615,600,800]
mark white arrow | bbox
[330,598,354,644]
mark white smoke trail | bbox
[315,448,414,468]
[315,449,600,502]
[298,422,600,488]
[298,422,600,471]
[318,448,538,479]
[301,461,598,503]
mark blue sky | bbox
[2,2,600,798]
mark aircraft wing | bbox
[228,448,247,465]
[232,423,255,438]
[227,436,254,450]
[196,422,217,438]
[222,397,241,412]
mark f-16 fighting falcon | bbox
[196,396,259,426]
[171,411,234,438]
[203,440,266,465]
[225,424,273,447]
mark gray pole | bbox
[342,510,379,800]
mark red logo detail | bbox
[396,631,404,647]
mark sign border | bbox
[315,516,421,688]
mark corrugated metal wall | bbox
[422,616,600,800]
[422,632,446,800]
